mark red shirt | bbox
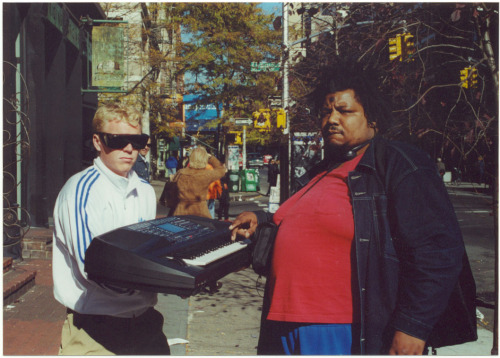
[267,154,362,324]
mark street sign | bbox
[269,96,282,108]
[233,118,253,126]
[251,62,280,72]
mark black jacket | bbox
[255,136,465,354]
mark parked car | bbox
[247,152,264,167]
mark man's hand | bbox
[229,212,258,241]
[389,331,426,355]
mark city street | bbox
[447,183,496,331]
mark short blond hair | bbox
[189,147,209,169]
[92,103,142,133]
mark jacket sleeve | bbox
[387,154,464,341]
[254,210,274,225]
[205,156,226,182]
[53,181,107,278]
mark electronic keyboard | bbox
[84,216,252,296]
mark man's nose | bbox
[123,143,134,153]
[326,109,340,124]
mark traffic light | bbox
[389,33,415,62]
[470,67,478,88]
[460,67,469,88]
[389,36,402,61]
[460,67,479,89]
[275,108,287,130]
[253,109,271,131]
[402,33,415,61]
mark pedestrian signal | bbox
[227,131,242,145]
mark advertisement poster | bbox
[227,145,241,171]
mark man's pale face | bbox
[93,120,141,177]
[320,89,376,150]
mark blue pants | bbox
[267,321,353,355]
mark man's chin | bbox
[324,142,345,152]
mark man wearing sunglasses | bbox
[132,137,152,182]
[52,103,170,355]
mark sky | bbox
[257,2,282,16]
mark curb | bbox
[3,265,37,306]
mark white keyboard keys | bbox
[180,239,251,266]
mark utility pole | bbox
[280,2,291,203]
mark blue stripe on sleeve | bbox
[82,173,100,256]
[75,169,99,263]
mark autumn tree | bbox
[173,3,282,148]
[98,3,184,176]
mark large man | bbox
[52,103,170,355]
[230,62,468,355]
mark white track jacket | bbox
[53,157,157,317]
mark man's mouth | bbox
[324,127,342,136]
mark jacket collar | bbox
[297,135,385,189]
[94,157,140,196]
[356,136,381,172]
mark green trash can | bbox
[228,170,240,192]
[240,169,258,192]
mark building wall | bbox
[3,3,104,231]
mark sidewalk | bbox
[3,257,496,355]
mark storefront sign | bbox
[92,26,124,88]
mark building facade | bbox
[3,3,105,251]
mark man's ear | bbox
[93,133,102,153]
[369,121,377,129]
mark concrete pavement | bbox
[2,180,496,355]
[3,257,495,355]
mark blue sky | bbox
[257,2,282,16]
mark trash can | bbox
[228,170,240,192]
[240,169,258,192]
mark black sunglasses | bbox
[97,132,150,150]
